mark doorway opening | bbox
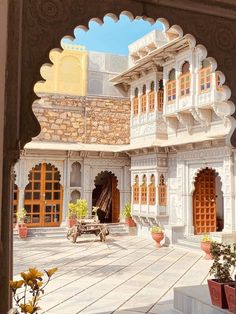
[193,167,223,234]
[92,171,120,223]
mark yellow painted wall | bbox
[34,43,87,96]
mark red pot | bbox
[67,218,77,228]
[125,217,136,227]
[208,279,230,309]
[225,284,235,313]
[18,225,28,239]
[201,241,212,260]
[151,232,164,248]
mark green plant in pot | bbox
[200,234,213,260]
[67,199,88,227]
[122,203,136,227]
[150,225,164,248]
[67,201,78,228]
[208,242,236,310]
[16,208,28,239]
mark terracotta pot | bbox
[208,279,230,309]
[201,241,212,260]
[18,224,28,239]
[125,217,136,227]
[67,217,77,228]
[151,232,164,248]
[225,284,235,313]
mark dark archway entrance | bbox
[193,168,224,235]
[92,171,120,223]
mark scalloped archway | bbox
[2,1,236,312]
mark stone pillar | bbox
[18,188,25,211]
[185,194,194,235]
[223,154,235,232]
[61,157,69,226]
[83,164,92,214]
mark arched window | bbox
[133,175,139,204]
[149,174,156,205]
[70,162,81,187]
[199,59,212,93]
[133,87,139,115]
[158,79,164,112]
[180,61,191,97]
[158,174,167,206]
[167,69,176,103]
[141,85,147,113]
[148,81,155,112]
[141,175,147,205]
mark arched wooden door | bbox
[193,168,217,234]
[112,176,120,223]
[24,163,63,227]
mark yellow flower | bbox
[21,268,43,283]
[9,280,24,290]
[20,303,40,314]
[46,267,58,277]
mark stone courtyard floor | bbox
[13,235,212,314]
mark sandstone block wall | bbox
[33,95,130,144]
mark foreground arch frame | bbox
[1,0,236,312]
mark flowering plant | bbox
[201,234,213,242]
[68,199,88,219]
[16,208,27,224]
[150,225,163,233]
[10,267,57,314]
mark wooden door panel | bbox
[112,177,120,223]
[193,169,216,234]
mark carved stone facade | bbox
[1,1,236,312]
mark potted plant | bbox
[67,202,78,228]
[122,203,136,227]
[67,199,89,227]
[208,242,236,309]
[200,234,213,260]
[10,266,57,313]
[16,208,28,239]
[150,225,164,248]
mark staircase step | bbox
[174,238,202,253]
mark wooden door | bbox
[111,177,120,223]
[193,168,216,234]
[24,163,63,227]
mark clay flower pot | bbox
[125,217,136,227]
[67,217,77,228]
[201,241,212,260]
[225,284,235,313]
[18,224,28,239]
[208,279,230,309]
[151,232,164,248]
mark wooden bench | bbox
[67,219,109,243]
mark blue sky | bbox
[63,15,163,55]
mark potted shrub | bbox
[16,208,28,239]
[225,283,236,313]
[208,242,236,309]
[10,266,57,313]
[67,199,89,227]
[67,202,78,228]
[200,234,213,260]
[150,225,164,248]
[122,203,136,227]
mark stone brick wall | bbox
[33,95,130,144]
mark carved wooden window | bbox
[141,175,147,205]
[179,62,191,97]
[13,184,19,225]
[158,174,167,206]
[133,97,139,115]
[148,81,155,112]
[24,163,63,227]
[148,174,156,205]
[199,66,212,93]
[158,80,164,111]
[141,85,147,113]
[133,175,139,204]
[167,81,176,103]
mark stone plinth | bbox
[174,285,230,314]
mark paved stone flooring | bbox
[13,235,212,314]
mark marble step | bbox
[174,238,202,252]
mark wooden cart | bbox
[67,219,109,243]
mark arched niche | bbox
[70,189,81,203]
[70,162,81,187]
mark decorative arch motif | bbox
[158,174,167,206]
[133,174,139,204]
[70,161,81,187]
[148,174,156,205]
[141,174,147,205]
